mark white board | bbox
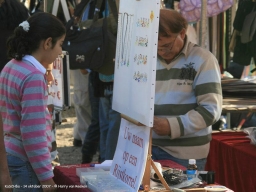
[112,0,160,127]
[48,51,71,110]
[110,118,150,191]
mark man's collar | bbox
[179,35,189,58]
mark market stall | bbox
[205,131,256,192]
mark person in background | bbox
[98,74,121,162]
[81,71,100,163]
[70,0,97,147]
[0,0,29,72]
[76,0,120,162]
[71,67,91,147]
[152,9,222,170]
[97,0,121,163]
[72,0,103,162]
[0,12,65,191]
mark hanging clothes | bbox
[232,0,256,66]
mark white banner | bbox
[48,57,63,108]
[110,118,150,191]
[113,0,160,127]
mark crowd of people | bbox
[0,0,223,191]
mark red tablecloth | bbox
[53,160,186,192]
[205,131,256,192]
[53,164,90,192]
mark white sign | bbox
[113,0,160,127]
[48,57,64,109]
[110,118,150,191]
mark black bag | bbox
[63,16,108,71]
[62,0,118,75]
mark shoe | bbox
[82,154,93,164]
[73,139,82,147]
[98,154,102,163]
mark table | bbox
[53,160,186,192]
[205,131,256,192]
[53,164,90,192]
[222,98,256,129]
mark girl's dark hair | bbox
[7,12,66,60]
[159,9,188,37]
[0,0,29,30]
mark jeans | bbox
[99,88,121,162]
[82,72,100,156]
[7,153,43,192]
[152,146,207,171]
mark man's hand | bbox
[80,69,88,75]
[40,178,57,192]
[152,116,171,136]
[45,70,54,86]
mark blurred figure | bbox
[81,71,100,163]
[0,0,29,71]
[70,0,102,163]
[98,74,121,162]
[71,69,91,147]
[98,0,121,162]
[70,0,99,147]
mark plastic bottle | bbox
[219,115,227,130]
[186,159,197,180]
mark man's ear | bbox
[180,28,187,39]
[43,37,53,50]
